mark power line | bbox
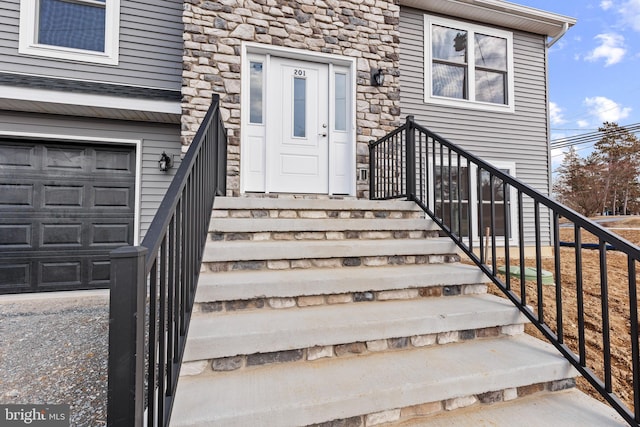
[550,122,640,150]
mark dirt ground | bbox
[486,220,640,415]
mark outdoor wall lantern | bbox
[159,151,172,172]
[371,68,385,86]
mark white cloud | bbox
[601,0,614,10]
[583,96,632,122]
[549,102,567,125]
[620,0,640,31]
[577,119,591,128]
[585,33,626,66]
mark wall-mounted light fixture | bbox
[159,151,172,172]
[371,68,385,86]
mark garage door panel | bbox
[0,224,32,247]
[0,139,136,293]
[40,261,82,286]
[0,184,35,207]
[90,260,111,284]
[43,185,84,207]
[44,146,86,171]
[95,149,134,173]
[41,223,83,247]
[0,144,37,168]
[0,263,31,289]
[94,186,132,208]
[91,223,131,246]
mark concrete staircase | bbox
[170,197,625,426]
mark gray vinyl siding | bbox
[0,111,181,239]
[399,6,551,246]
[0,0,182,90]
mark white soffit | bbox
[399,0,576,38]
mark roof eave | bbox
[398,0,577,38]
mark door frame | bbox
[240,43,357,196]
[0,130,142,244]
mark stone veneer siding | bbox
[182,0,402,197]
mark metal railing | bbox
[107,95,226,427]
[370,115,640,426]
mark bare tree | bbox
[553,148,604,216]
[594,122,640,215]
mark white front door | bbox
[266,57,329,193]
[242,48,355,195]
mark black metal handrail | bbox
[370,115,640,426]
[107,94,226,427]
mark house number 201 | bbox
[294,69,306,76]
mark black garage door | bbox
[0,139,135,293]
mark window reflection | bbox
[432,25,467,63]
[479,170,510,237]
[434,166,512,238]
[39,0,106,52]
[430,22,509,106]
[475,33,507,104]
[249,62,263,124]
[432,63,466,99]
[293,77,306,138]
[335,74,347,131]
[475,34,507,70]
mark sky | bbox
[514,0,640,169]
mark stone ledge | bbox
[203,253,461,272]
[192,283,488,315]
[303,379,577,427]
[181,325,523,376]
[209,229,437,242]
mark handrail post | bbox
[369,139,375,199]
[406,115,416,200]
[212,94,226,196]
[107,246,148,427]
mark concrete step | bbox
[209,218,438,234]
[184,293,527,362]
[195,263,488,302]
[202,238,458,263]
[395,388,626,426]
[213,196,421,213]
[170,334,577,427]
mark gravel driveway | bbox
[0,291,110,426]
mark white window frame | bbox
[428,159,518,245]
[19,0,120,65]
[424,14,515,113]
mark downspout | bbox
[546,22,569,48]
[544,32,553,248]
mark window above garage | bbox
[19,0,120,65]
[424,15,514,113]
